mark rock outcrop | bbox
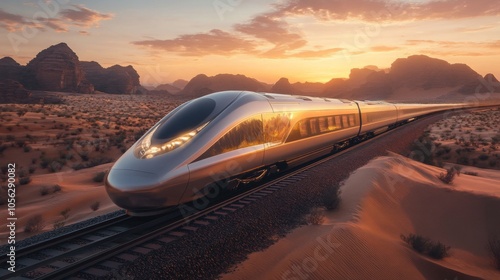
[0,57,24,82]
[180,74,267,97]
[270,77,300,95]
[322,55,484,99]
[81,61,140,94]
[24,43,92,93]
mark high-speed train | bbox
[105,91,464,215]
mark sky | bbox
[1,0,499,86]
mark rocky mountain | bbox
[180,74,268,97]
[270,77,301,95]
[172,79,188,90]
[0,57,23,82]
[0,42,141,95]
[22,43,93,93]
[155,83,181,94]
[81,61,140,94]
[322,55,488,100]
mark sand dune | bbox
[0,163,119,241]
[224,153,500,279]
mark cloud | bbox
[234,15,308,57]
[0,8,36,31]
[235,15,306,47]
[0,5,112,33]
[132,29,258,56]
[133,14,346,58]
[277,0,500,21]
[60,5,113,27]
[456,25,497,33]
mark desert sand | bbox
[223,152,500,280]
[0,92,188,241]
[0,163,119,241]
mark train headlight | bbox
[134,123,208,159]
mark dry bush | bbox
[401,233,450,259]
[19,176,31,185]
[90,201,100,211]
[60,208,71,219]
[438,166,461,184]
[323,183,342,210]
[53,219,65,230]
[93,171,107,183]
[306,207,324,225]
[489,236,500,270]
[40,186,50,196]
[24,215,45,233]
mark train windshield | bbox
[134,98,216,159]
[152,98,216,142]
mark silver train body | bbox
[105,91,464,215]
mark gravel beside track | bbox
[0,210,125,255]
[111,113,448,280]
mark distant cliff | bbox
[0,42,142,94]
[180,74,268,97]
[322,55,495,100]
[81,61,140,94]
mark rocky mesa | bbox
[0,42,141,95]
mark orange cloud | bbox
[60,5,113,27]
[132,29,258,56]
[0,8,36,31]
[134,13,342,59]
[277,0,500,21]
[0,5,111,33]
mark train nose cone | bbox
[105,169,168,213]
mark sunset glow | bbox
[1,0,499,85]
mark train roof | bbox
[253,92,354,105]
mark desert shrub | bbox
[323,184,342,210]
[40,157,50,168]
[53,220,65,230]
[80,151,89,161]
[23,145,32,153]
[73,157,112,170]
[0,145,7,155]
[24,215,44,233]
[19,176,31,185]
[489,236,500,270]
[90,201,100,211]
[401,233,450,259]
[28,165,36,174]
[306,207,324,225]
[464,171,478,176]
[48,161,63,173]
[40,186,50,196]
[438,166,460,184]
[60,208,71,219]
[457,156,469,165]
[479,154,489,161]
[52,184,62,193]
[93,171,107,183]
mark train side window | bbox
[298,120,309,137]
[318,117,328,133]
[263,113,292,145]
[310,118,319,135]
[199,115,264,159]
[327,117,335,131]
[349,114,356,126]
[342,115,349,128]
[335,116,342,128]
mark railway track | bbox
[0,109,475,280]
